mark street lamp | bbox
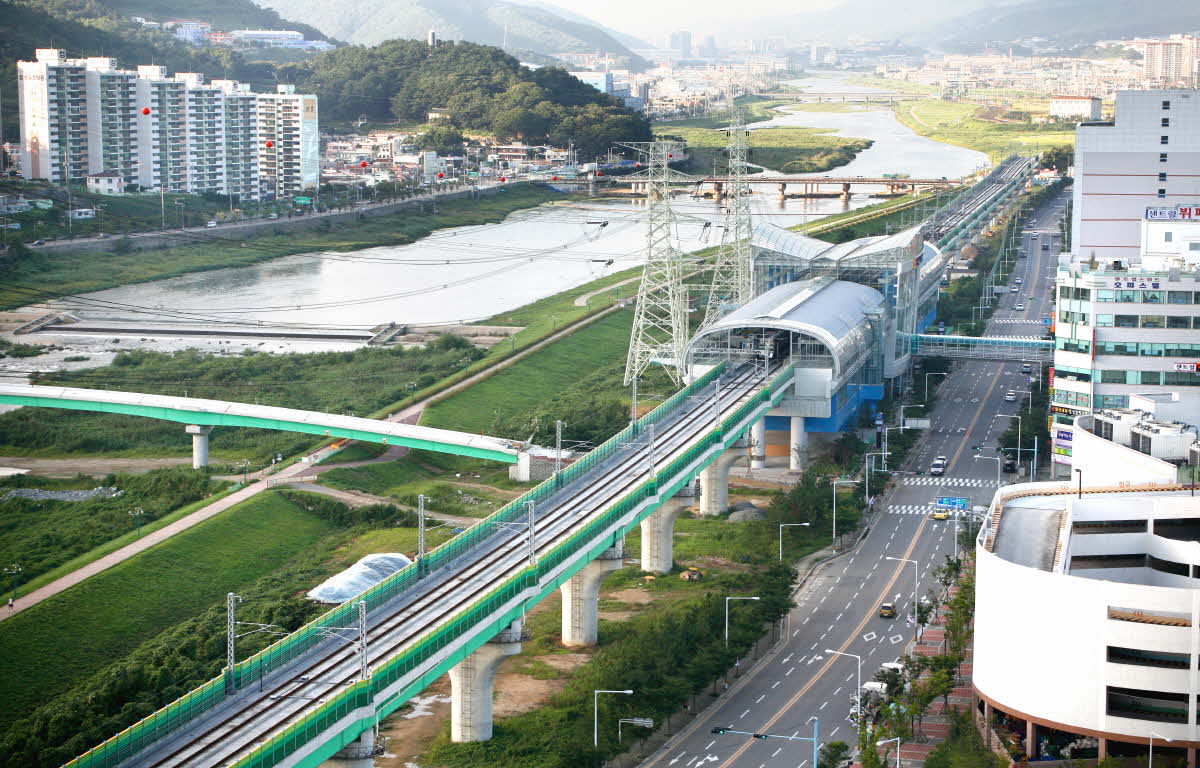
[886,556,919,637]
[1150,733,1170,768]
[865,451,890,508]
[831,477,856,548]
[618,717,653,743]
[3,564,20,607]
[994,413,1022,476]
[877,737,902,768]
[827,649,862,721]
[924,372,949,401]
[725,596,760,647]
[128,507,145,538]
[1075,467,1083,499]
[779,523,810,561]
[593,689,633,747]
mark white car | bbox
[205,221,217,228]
[1015,303,1025,311]
[1004,391,1017,402]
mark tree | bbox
[818,741,851,768]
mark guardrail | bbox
[62,362,746,768]
[227,362,795,768]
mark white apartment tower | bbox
[17,49,90,183]
[17,50,315,202]
[257,84,319,200]
[1072,90,1200,263]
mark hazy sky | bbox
[526,0,839,41]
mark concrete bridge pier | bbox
[640,503,683,574]
[332,727,378,759]
[698,448,742,516]
[560,546,624,646]
[790,416,807,472]
[777,182,787,199]
[186,424,213,468]
[449,621,524,742]
[841,182,852,201]
[750,417,767,469]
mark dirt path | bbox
[277,481,475,528]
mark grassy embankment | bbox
[0,492,335,723]
[893,99,1075,162]
[0,490,450,768]
[0,467,226,586]
[0,184,562,311]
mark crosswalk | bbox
[902,477,999,487]
[991,318,1044,325]
[889,504,969,517]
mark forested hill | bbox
[278,39,652,157]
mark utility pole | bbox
[357,600,368,681]
[702,108,753,329]
[622,140,689,386]
[417,494,426,571]
[226,591,240,694]
[554,420,564,487]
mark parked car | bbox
[1004,391,1017,402]
[267,213,278,220]
[205,221,217,228]
[31,239,45,246]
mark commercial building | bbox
[975,426,1199,762]
[16,50,315,201]
[1051,216,1200,474]
[1072,90,1200,262]
[1049,95,1102,121]
[669,31,692,59]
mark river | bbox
[45,75,986,338]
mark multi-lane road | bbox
[642,185,1070,768]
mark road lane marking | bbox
[711,517,932,768]
[740,709,750,719]
[757,695,765,703]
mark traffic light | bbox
[753,733,769,740]
[711,727,729,735]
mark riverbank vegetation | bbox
[894,99,1075,162]
[0,467,223,584]
[0,491,436,768]
[658,121,872,176]
[0,336,484,460]
[0,184,562,311]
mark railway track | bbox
[121,363,777,768]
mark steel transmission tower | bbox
[623,140,689,387]
[702,109,753,329]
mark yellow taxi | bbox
[932,510,949,521]
[879,602,897,618]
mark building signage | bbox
[1056,430,1073,442]
[1144,205,1199,220]
[1050,405,1078,416]
[1109,279,1161,289]
[1173,362,1199,372]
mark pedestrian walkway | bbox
[889,504,935,516]
[902,477,998,487]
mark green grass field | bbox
[321,453,514,518]
[0,492,335,722]
[423,308,634,434]
[894,99,1075,161]
[0,185,562,311]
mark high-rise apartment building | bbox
[256,84,319,199]
[1072,90,1200,263]
[1124,34,1200,87]
[17,49,315,202]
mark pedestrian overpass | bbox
[901,332,1054,363]
[0,384,519,465]
[54,360,795,768]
